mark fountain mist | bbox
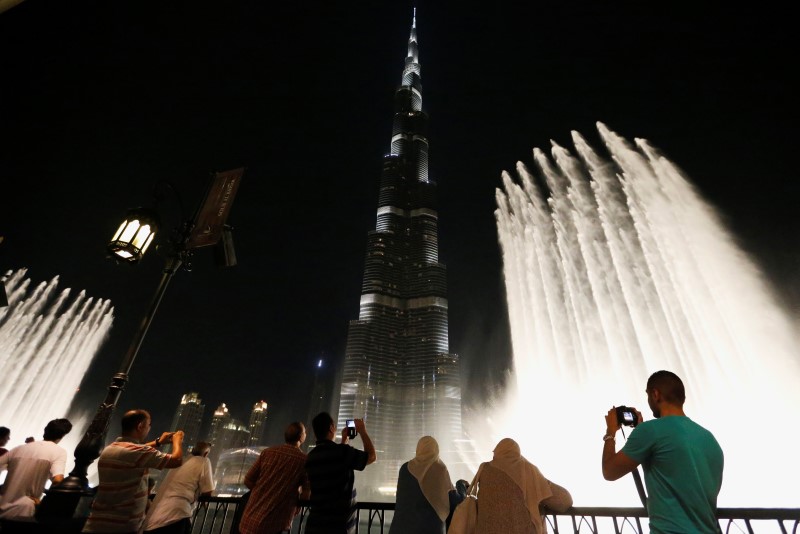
[0,268,113,473]
[487,123,800,507]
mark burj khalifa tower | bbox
[335,10,464,497]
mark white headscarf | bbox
[489,438,553,527]
[407,436,454,521]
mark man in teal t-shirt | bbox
[601,370,724,534]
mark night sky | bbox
[1,2,797,447]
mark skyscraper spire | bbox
[407,8,418,64]
[336,10,463,497]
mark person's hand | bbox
[157,432,174,445]
[605,407,620,436]
[171,431,184,444]
[635,408,643,425]
[354,419,367,435]
[340,426,350,444]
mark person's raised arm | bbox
[163,431,184,468]
[354,419,376,465]
[601,407,640,481]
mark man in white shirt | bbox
[0,418,72,527]
[143,441,215,534]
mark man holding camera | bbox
[83,410,184,534]
[304,413,376,534]
[601,370,724,534]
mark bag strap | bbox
[467,463,484,497]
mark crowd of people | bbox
[0,369,725,534]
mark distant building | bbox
[336,11,463,497]
[207,403,231,446]
[206,403,231,466]
[307,357,335,427]
[247,400,268,446]
[168,392,205,453]
[218,419,250,452]
[213,446,266,497]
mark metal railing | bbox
[190,497,800,534]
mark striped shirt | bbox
[82,438,172,533]
[304,440,368,534]
[239,444,308,534]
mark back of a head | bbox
[284,422,304,444]
[121,409,150,434]
[192,441,211,457]
[492,438,521,461]
[0,426,9,440]
[647,370,686,406]
[43,418,72,441]
[415,436,439,459]
[311,412,333,442]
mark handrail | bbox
[190,496,800,534]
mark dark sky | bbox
[1,2,797,445]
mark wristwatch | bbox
[602,434,615,442]
[154,437,161,447]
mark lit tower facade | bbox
[218,419,250,451]
[208,403,231,446]
[336,10,462,496]
[247,400,268,446]
[169,392,205,453]
[207,402,230,465]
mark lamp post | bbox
[38,168,244,522]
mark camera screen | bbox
[346,420,355,428]
[623,412,634,421]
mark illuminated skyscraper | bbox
[207,402,231,466]
[207,403,231,445]
[247,400,268,446]
[168,392,205,453]
[336,10,462,496]
[218,419,250,451]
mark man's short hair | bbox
[647,370,686,405]
[43,418,72,441]
[191,441,211,456]
[0,426,10,440]
[311,412,334,441]
[121,410,151,433]
[284,422,304,444]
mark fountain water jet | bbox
[486,123,800,507]
[0,268,113,477]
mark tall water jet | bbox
[0,268,113,467]
[489,123,800,507]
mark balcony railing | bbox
[190,497,800,534]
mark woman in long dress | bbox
[474,437,573,534]
[389,436,453,534]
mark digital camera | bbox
[346,419,357,438]
[616,406,638,427]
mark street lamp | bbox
[38,168,244,522]
[107,207,160,263]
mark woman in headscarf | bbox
[389,436,453,534]
[473,437,573,534]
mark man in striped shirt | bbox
[304,413,376,534]
[82,410,184,534]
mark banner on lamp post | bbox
[186,168,244,249]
